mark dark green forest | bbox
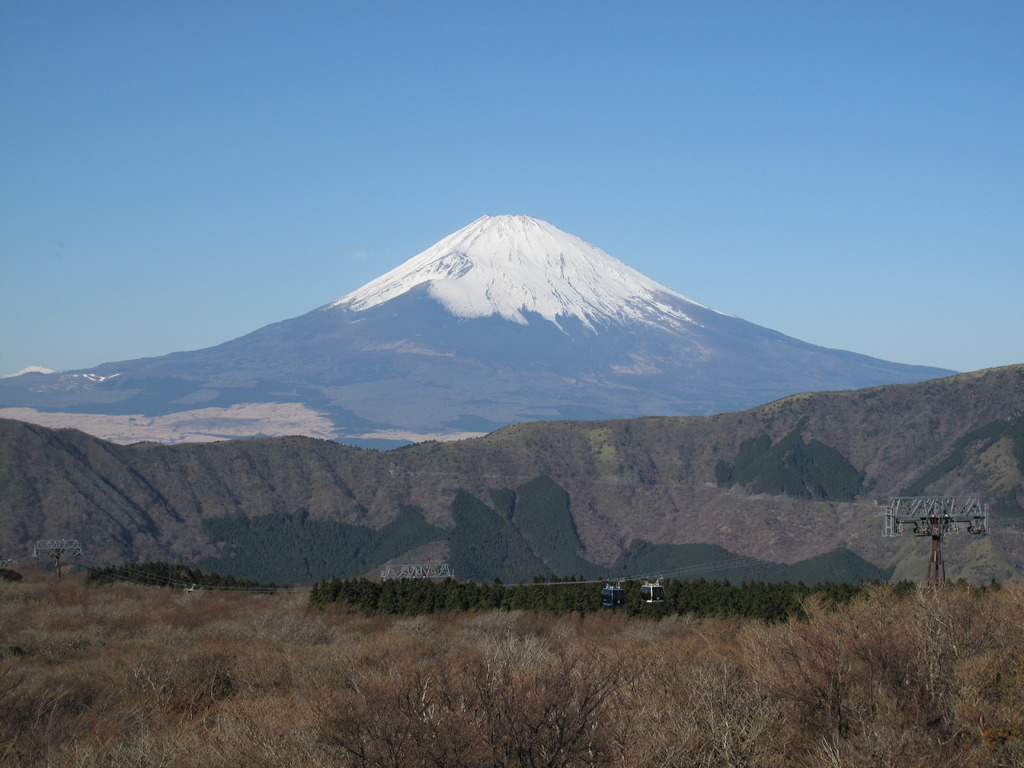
[199,506,445,584]
[76,558,887,624]
[309,574,885,624]
[715,422,866,501]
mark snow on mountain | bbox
[3,365,54,379]
[332,214,714,333]
[0,213,958,447]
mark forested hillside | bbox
[1,365,1022,582]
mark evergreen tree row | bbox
[85,562,281,591]
[309,575,879,623]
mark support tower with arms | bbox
[883,497,988,586]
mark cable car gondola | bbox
[600,584,626,607]
[640,579,665,603]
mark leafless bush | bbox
[0,573,1021,767]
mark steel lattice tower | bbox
[33,539,82,577]
[380,563,454,580]
[883,497,988,586]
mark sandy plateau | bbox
[0,404,338,444]
[0,405,486,445]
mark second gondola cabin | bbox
[640,580,665,603]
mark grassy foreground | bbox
[1,569,1022,767]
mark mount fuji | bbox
[0,215,953,446]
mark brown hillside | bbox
[1,365,1022,581]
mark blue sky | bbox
[1,0,1021,377]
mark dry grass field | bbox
[1,569,1022,767]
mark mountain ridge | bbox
[2,364,1021,583]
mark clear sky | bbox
[1,0,1021,378]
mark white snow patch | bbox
[330,215,722,332]
[4,366,54,378]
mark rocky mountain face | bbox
[2,365,1021,584]
[0,215,953,446]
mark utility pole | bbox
[883,497,988,586]
[33,539,83,578]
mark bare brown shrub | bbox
[605,617,787,768]
[0,572,1021,767]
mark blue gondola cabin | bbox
[601,584,626,607]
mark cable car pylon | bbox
[883,496,989,586]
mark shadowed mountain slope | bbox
[2,365,1021,583]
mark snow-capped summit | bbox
[332,215,710,333]
[0,214,956,446]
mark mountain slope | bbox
[2,365,1021,582]
[0,215,953,445]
